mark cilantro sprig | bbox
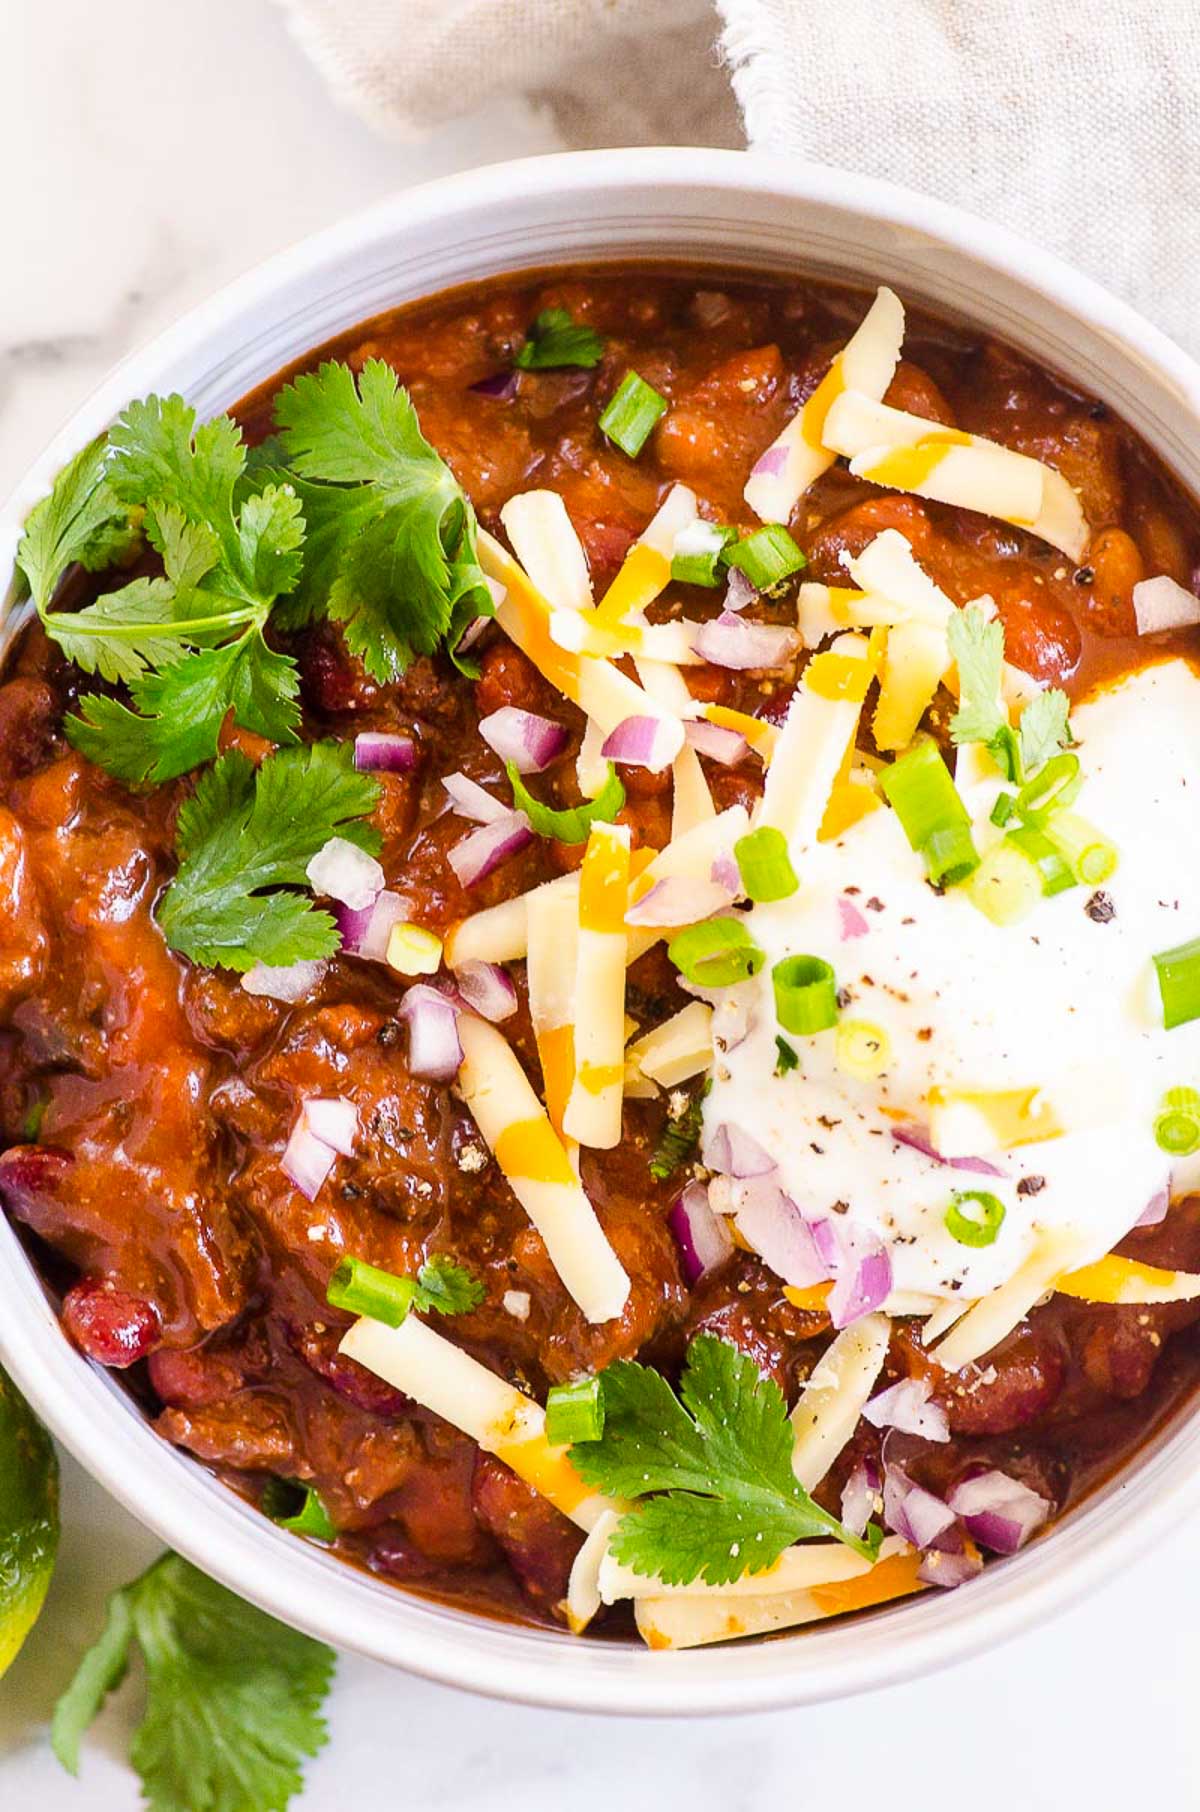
[570,1336,880,1587]
[514,307,604,372]
[156,740,380,970]
[52,1551,334,1812]
[326,1251,484,1324]
[19,400,305,783]
[506,758,625,843]
[947,603,1071,783]
[271,358,494,682]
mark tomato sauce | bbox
[2,266,1199,1635]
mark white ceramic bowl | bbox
[3,147,1200,1715]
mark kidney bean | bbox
[62,1278,162,1368]
[289,1322,415,1419]
[1084,527,1144,635]
[0,1143,72,1224]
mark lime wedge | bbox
[0,1363,59,1676]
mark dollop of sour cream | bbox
[704,660,1200,1310]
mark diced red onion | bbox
[840,1459,882,1538]
[701,1121,776,1178]
[863,1377,950,1443]
[1137,1182,1171,1228]
[1132,574,1200,635]
[335,890,411,962]
[397,985,464,1082]
[892,1123,1005,1179]
[684,719,749,766]
[694,612,799,671]
[838,896,870,940]
[479,706,569,775]
[946,1468,1052,1555]
[624,875,734,928]
[750,443,788,479]
[470,369,519,400]
[709,983,755,1055]
[442,771,510,823]
[601,715,677,771]
[302,1096,358,1157]
[306,836,385,911]
[669,1181,734,1285]
[454,959,518,1023]
[812,1218,894,1328]
[241,959,326,1003]
[281,1116,337,1202]
[353,732,417,774]
[457,613,492,652]
[883,1467,956,1550]
[722,569,758,614]
[734,1187,828,1289]
[918,1521,985,1589]
[447,812,533,888]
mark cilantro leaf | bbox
[20,401,307,782]
[15,437,140,615]
[570,1335,874,1586]
[947,603,1073,785]
[506,759,625,843]
[774,1035,799,1075]
[413,1253,485,1316]
[514,308,605,371]
[1018,685,1072,774]
[273,359,494,682]
[52,1551,334,1812]
[157,741,380,970]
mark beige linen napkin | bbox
[279,0,1200,354]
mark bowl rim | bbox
[4,143,1200,1716]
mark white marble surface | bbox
[2,2,1199,1807]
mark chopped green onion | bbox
[772,954,838,1035]
[724,523,807,591]
[1154,1086,1200,1156]
[263,1479,338,1542]
[734,826,799,902]
[923,823,982,889]
[1154,937,1200,1030]
[1003,824,1076,896]
[668,917,765,989]
[990,791,1018,828]
[945,1189,1006,1248]
[507,759,625,843]
[1042,811,1118,885]
[671,521,736,587]
[546,1376,605,1445]
[20,1092,47,1142]
[599,372,668,457]
[327,1255,415,1326]
[835,1019,892,1079]
[774,1035,800,1076]
[965,839,1042,926]
[1015,751,1082,823]
[880,740,979,888]
[514,307,604,371]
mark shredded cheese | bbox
[632,1547,923,1649]
[743,286,905,522]
[499,490,593,613]
[563,822,631,1149]
[822,391,1089,560]
[340,1314,618,1529]
[477,529,685,769]
[626,1000,714,1087]
[756,633,873,854]
[457,1014,630,1322]
[790,1313,891,1490]
[565,1509,622,1634]
[598,1538,882,1603]
[1054,1254,1200,1304]
[526,883,580,1141]
[933,1226,1091,1371]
